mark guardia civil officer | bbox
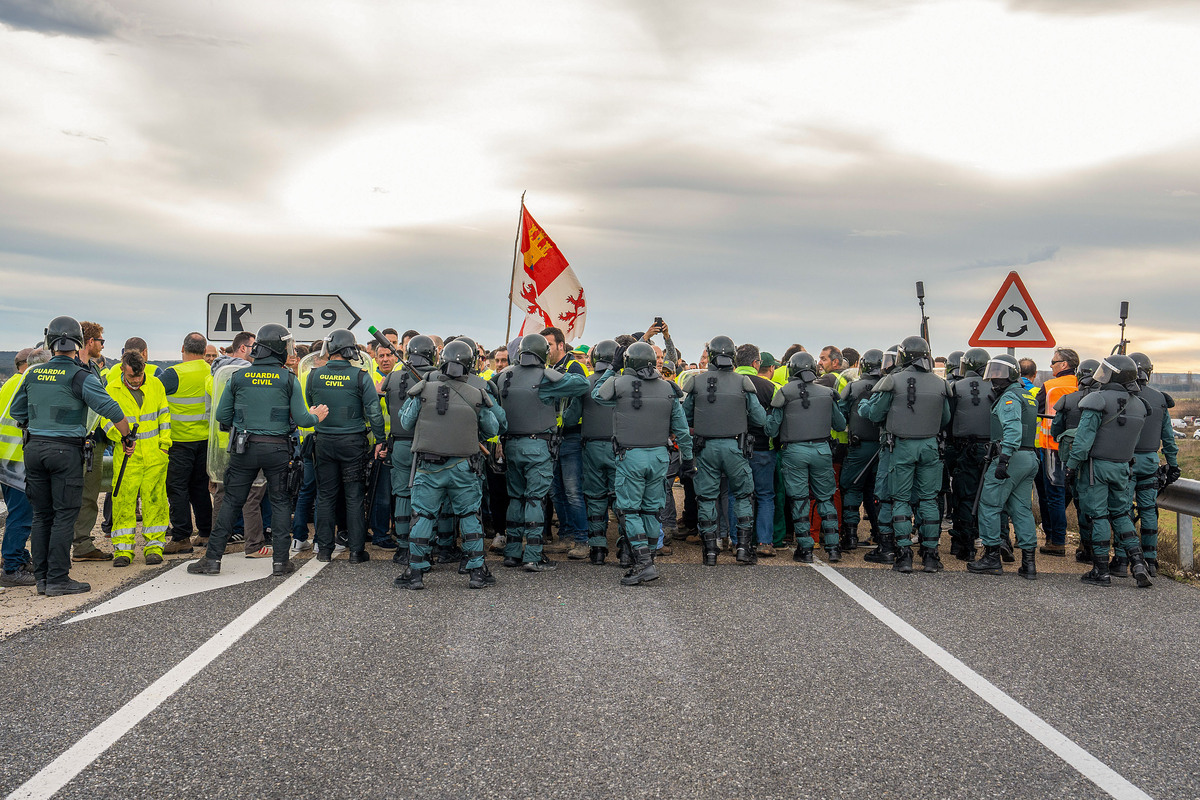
[1065,355,1152,588]
[189,324,328,577]
[766,352,847,562]
[1123,353,1179,576]
[966,355,1039,578]
[580,339,620,565]
[947,348,993,562]
[395,341,500,590]
[591,342,694,585]
[306,329,386,563]
[495,333,588,572]
[861,336,951,574]
[1050,359,1099,564]
[380,335,437,566]
[863,346,900,565]
[7,316,134,595]
[680,336,766,566]
[838,349,883,552]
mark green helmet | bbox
[253,323,294,360]
[707,336,736,369]
[946,350,964,376]
[788,352,818,384]
[1093,355,1139,389]
[518,333,550,367]
[983,354,1019,387]
[326,328,358,360]
[406,335,436,368]
[439,340,474,379]
[591,339,618,371]
[898,336,932,371]
[44,315,84,352]
[960,347,990,377]
[1129,352,1153,383]
[1077,358,1100,388]
[858,349,884,379]
[881,345,900,375]
[624,341,657,378]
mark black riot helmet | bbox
[946,350,964,376]
[624,342,658,379]
[859,349,884,379]
[959,348,990,378]
[881,345,900,375]
[898,336,932,371]
[1129,352,1153,384]
[1093,355,1139,390]
[325,328,358,360]
[707,336,736,369]
[439,340,474,379]
[252,323,294,361]
[44,315,84,352]
[591,339,618,372]
[983,354,1019,389]
[788,352,819,384]
[406,335,436,368]
[518,333,550,367]
[1077,358,1100,389]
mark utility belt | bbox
[24,433,85,448]
[582,435,611,443]
[415,451,485,475]
[247,434,289,444]
[503,431,561,459]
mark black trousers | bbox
[24,439,85,584]
[205,440,291,563]
[315,433,368,554]
[166,439,213,540]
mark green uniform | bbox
[977,383,1039,550]
[580,371,618,551]
[838,377,881,537]
[381,364,434,563]
[1128,383,1177,561]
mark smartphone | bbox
[654,316,664,327]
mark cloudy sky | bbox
[2,0,1198,369]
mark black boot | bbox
[1146,557,1158,578]
[502,554,522,568]
[395,567,425,589]
[735,530,754,565]
[892,545,913,573]
[1109,554,1129,578]
[921,546,943,573]
[702,535,718,567]
[272,559,297,577]
[967,545,1004,575]
[1124,542,1153,588]
[187,557,221,575]
[620,546,660,586]
[393,546,409,565]
[589,546,607,565]
[841,524,858,552]
[618,536,633,568]
[1017,548,1036,580]
[999,532,1015,562]
[863,533,896,565]
[794,548,814,564]
[468,565,495,589]
[348,550,370,563]
[436,545,462,564]
[949,532,964,559]
[1081,552,1111,586]
[826,545,841,563]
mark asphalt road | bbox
[1,557,1197,800]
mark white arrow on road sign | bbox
[206,293,361,342]
[968,271,1056,348]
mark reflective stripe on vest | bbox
[166,360,212,442]
[0,372,26,490]
[1035,375,1078,451]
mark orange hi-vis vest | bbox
[1036,374,1079,450]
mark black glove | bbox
[681,458,697,477]
[121,432,137,450]
[1167,465,1182,486]
[1064,466,1077,487]
[994,455,1010,481]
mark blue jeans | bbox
[291,455,317,541]
[1041,450,1067,546]
[748,450,776,545]
[1,484,33,572]
[551,433,587,544]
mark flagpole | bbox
[505,190,526,344]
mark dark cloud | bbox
[0,0,125,38]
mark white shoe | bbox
[291,539,313,553]
[332,543,347,555]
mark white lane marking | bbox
[64,557,280,624]
[7,558,328,800]
[809,562,1153,800]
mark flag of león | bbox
[510,206,586,342]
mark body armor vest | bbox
[230,361,294,433]
[612,374,677,449]
[687,369,751,438]
[581,372,615,441]
[1079,386,1148,462]
[409,375,485,458]
[308,363,365,432]
[497,365,557,435]
[989,386,1038,448]
[21,358,88,432]
[879,368,947,439]
[1057,390,1088,431]
[951,375,993,439]
[841,378,880,442]
[383,367,432,440]
[1135,384,1169,454]
[774,381,837,443]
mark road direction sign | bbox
[968,271,1055,348]
[206,294,361,342]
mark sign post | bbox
[206,294,361,342]
[967,271,1055,352]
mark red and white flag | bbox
[510,206,586,342]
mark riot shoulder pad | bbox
[770,389,787,409]
[679,372,696,394]
[406,380,427,397]
[1078,393,1106,412]
[740,375,756,393]
[480,391,494,408]
[1164,391,1175,408]
[670,381,684,399]
[873,374,896,394]
[542,367,564,383]
[838,383,853,401]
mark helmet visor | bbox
[982,358,1015,382]
[881,351,898,373]
[1092,358,1121,386]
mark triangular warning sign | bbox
[968,271,1055,348]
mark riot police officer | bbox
[395,341,500,590]
[495,333,589,571]
[1124,353,1179,576]
[948,348,993,561]
[680,336,766,566]
[380,335,437,566]
[766,352,847,562]
[189,324,328,577]
[861,336,951,574]
[306,329,386,563]
[1050,359,1099,564]
[580,339,620,565]
[967,355,1039,578]
[1066,355,1152,587]
[8,316,134,595]
[592,342,694,585]
[863,345,900,565]
[838,349,883,552]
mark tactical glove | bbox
[681,458,697,477]
[994,455,1010,481]
[1167,465,1182,485]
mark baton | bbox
[851,445,881,485]
[368,325,424,384]
[112,423,138,497]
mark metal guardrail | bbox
[1158,477,1199,571]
